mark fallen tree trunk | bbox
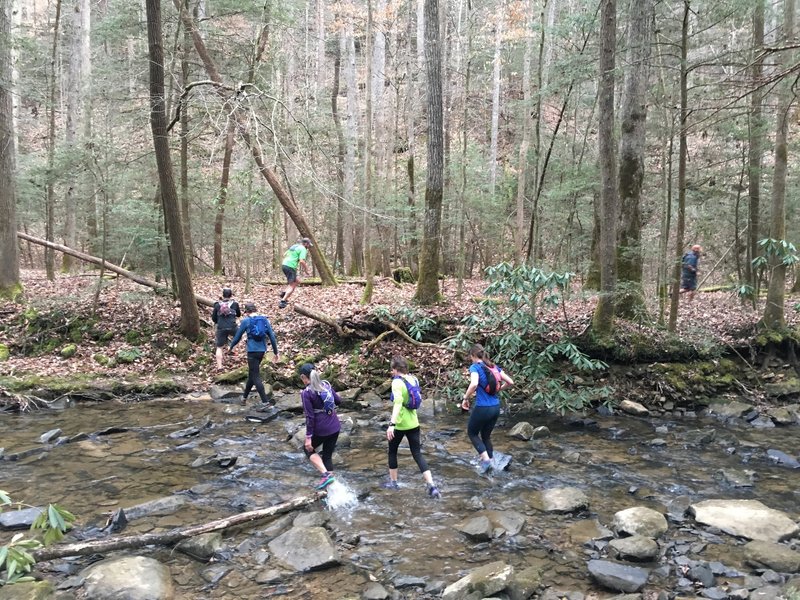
[33,491,324,562]
[17,232,215,308]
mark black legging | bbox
[304,432,340,472]
[388,427,429,473]
[467,404,500,457]
[244,352,269,403]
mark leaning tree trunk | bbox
[414,0,444,305]
[764,0,795,329]
[145,0,200,339]
[0,0,21,299]
[615,0,652,319]
[591,0,618,336]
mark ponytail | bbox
[468,343,495,368]
[309,369,327,393]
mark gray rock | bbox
[714,468,755,488]
[0,506,43,530]
[362,582,390,600]
[508,422,534,440]
[359,391,382,407]
[531,426,551,439]
[273,392,303,413]
[175,532,223,561]
[744,540,800,573]
[607,536,659,562]
[766,449,800,469]
[619,400,649,416]
[540,487,589,513]
[750,416,776,429]
[424,581,446,594]
[82,556,173,600]
[507,566,542,600]
[268,526,339,572]
[767,405,800,425]
[254,569,286,584]
[393,576,425,588]
[457,515,493,542]
[612,507,668,538]
[338,388,361,401]
[209,385,241,400]
[707,400,754,419]
[167,426,200,439]
[699,588,728,600]
[690,499,800,542]
[293,510,330,528]
[648,438,667,447]
[200,564,231,584]
[688,564,715,588]
[0,581,56,600]
[667,496,691,521]
[683,429,716,446]
[39,428,63,444]
[587,560,650,593]
[442,561,514,600]
[122,495,188,520]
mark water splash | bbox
[324,478,359,511]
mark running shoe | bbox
[279,291,286,299]
[478,460,493,475]
[279,300,288,309]
[428,485,441,499]
[381,479,399,489]
[315,472,335,489]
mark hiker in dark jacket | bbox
[229,303,279,405]
[211,287,241,371]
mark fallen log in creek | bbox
[33,492,325,562]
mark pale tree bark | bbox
[456,0,472,297]
[362,0,377,304]
[0,0,21,298]
[414,0,444,304]
[591,0,617,335]
[45,0,62,282]
[80,0,96,253]
[213,119,235,274]
[514,0,535,265]
[746,0,764,295]
[315,0,324,100]
[488,6,503,199]
[145,0,200,339]
[180,0,194,274]
[172,0,336,285]
[668,0,690,332]
[331,25,346,272]
[344,16,361,276]
[615,0,652,318]
[404,0,418,274]
[763,0,795,329]
[9,0,18,155]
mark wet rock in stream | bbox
[82,556,173,600]
[690,499,800,542]
[744,540,800,573]
[441,561,514,600]
[0,506,44,530]
[539,487,589,513]
[606,535,659,562]
[0,581,56,600]
[268,526,340,572]
[766,448,800,468]
[587,559,650,593]
[612,507,668,538]
[121,495,188,520]
[39,428,63,444]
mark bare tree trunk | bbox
[0,0,21,298]
[591,0,617,335]
[414,0,444,304]
[45,0,63,281]
[488,6,503,200]
[514,0,535,265]
[331,28,346,273]
[456,0,472,297]
[615,0,652,318]
[362,0,377,304]
[764,0,795,328]
[80,0,96,253]
[405,0,418,273]
[668,0,690,332]
[62,0,83,272]
[180,0,194,274]
[746,0,765,295]
[344,17,361,276]
[146,0,200,339]
[213,119,235,275]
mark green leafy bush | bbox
[449,262,608,413]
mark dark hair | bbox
[222,287,233,299]
[390,355,409,374]
[300,237,313,247]
[244,302,257,313]
[299,363,314,378]
[468,344,495,368]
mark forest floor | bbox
[1,269,799,401]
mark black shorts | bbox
[681,274,697,291]
[282,265,298,283]
[215,328,235,348]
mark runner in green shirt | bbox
[279,237,312,308]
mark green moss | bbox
[0,282,23,302]
[0,344,8,361]
[392,266,415,284]
[93,353,110,366]
[60,344,77,358]
[125,330,142,345]
[170,339,194,360]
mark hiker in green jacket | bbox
[279,238,312,309]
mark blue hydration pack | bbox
[248,316,268,341]
[392,375,422,410]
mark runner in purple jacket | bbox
[299,363,341,489]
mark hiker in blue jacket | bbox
[229,303,279,405]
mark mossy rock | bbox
[98,331,114,343]
[116,347,143,364]
[0,344,9,361]
[392,266,416,284]
[0,579,55,600]
[170,339,194,360]
[22,306,38,321]
[60,344,78,359]
[125,330,142,345]
[93,353,111,366]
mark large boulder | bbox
[690,499,799,542]
[612,507,668,538]
[506,566,542,600]
[456,511,525,541]
[540,487,589,513]
[508,422,535,440]
[0,581,55,600]
[273,392,303,413]
[744,540,800,573]
[82,556,173,600]
[619,400,649,416]
[607,535,659,562]
[442,561,514,600]
[268,526,339,572]
[706,400,754,419]
[587,560,650,593]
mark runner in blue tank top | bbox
[461,344,514,474]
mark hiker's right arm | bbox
[499,369,514,390]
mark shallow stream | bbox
[1,392,799,599]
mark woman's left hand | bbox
[386,426,395,441]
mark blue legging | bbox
[468,404,500,457]
[387,427,429,473]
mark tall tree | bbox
[145,0,200,339]
[514,0,535,265]
[414,0,444,304]
[488,5,503,200]
[45,0,62,282]
[745,0,765,294]
[0,0,21,298]
[763,0,795,328]
[591,0,618,335]
[615,0,652,318]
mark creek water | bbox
[1,393,798,599]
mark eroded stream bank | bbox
[1,385,799,600]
